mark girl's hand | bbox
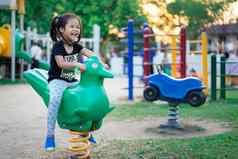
[80,64,86,72]
[103,63,110,70]
[79,64,86,72]
[76,63,86,72]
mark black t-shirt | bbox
[48,41,83,82]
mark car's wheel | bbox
[187,91,206,107]
[143,86,159,102]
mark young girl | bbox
[45,13,98,151]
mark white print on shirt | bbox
[60,54,79,80]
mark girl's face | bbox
[60,18,81,44]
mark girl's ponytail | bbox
[50,16,60,42]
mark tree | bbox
[0,0,143,38]
[24,0,56,33]
[141,0,182,43]
[167,0,237,37]
[0,0,146,57]
[64,0,144,38]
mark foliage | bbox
[0,0,146,57]
[167,0,237,37]
[112,0,142,29]
[24,0,56,33]
[0,0,144,38]
[0,10,11,25]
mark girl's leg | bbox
[47,79,69,136]
[45,80,69,150]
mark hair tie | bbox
[54,15,62,27]
[55,16,59,24]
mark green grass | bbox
[94,97,238,159]
[109,101,238,123]
[94,133,238,159]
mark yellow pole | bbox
[17,0,25,15]
[171,36,177,77]
[201,32,208,95]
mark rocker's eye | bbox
[92,63,98,69]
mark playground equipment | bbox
[143,69,206,129]
[0,25,49,71]
[0,0,25,81]
[185,32,209,94]
[210,54,238,101]
[126,19,185,100]
[0,25,11,57]
[18,30,50,69]
[126,20,158,100]
[125,19,209,101]
[23,56,114,158]
[0,24,23,57]
[143,70,206,107]
[143,26,184,83]
[144,28,209,91]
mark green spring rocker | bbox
[23,56,114,132]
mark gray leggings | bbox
[47,79,77,136]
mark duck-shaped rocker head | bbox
[23,56,114,132]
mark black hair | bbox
[50,13,82,43]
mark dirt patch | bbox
[94,117,231,141]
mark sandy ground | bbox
[0,77,231,159]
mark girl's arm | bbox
[81,48,109,69]
[80,48,95,57]
[55,55,86,71]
